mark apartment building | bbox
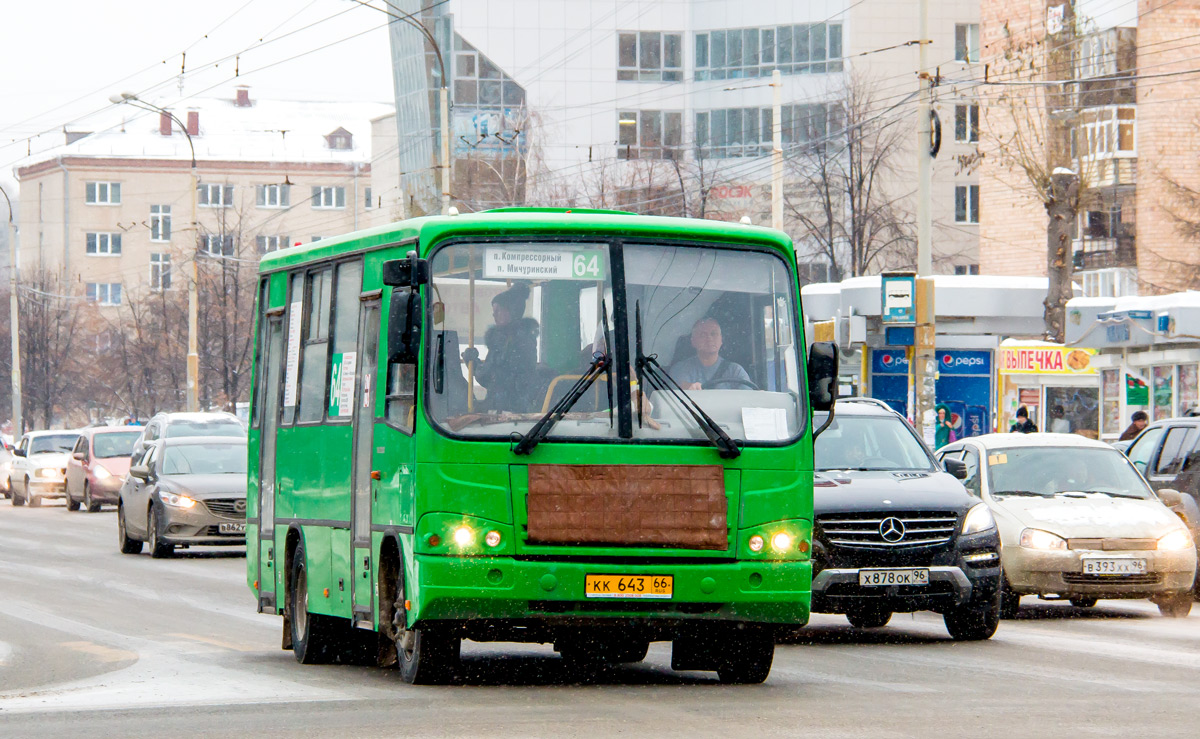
[383,0,982,277]
[14,87,391,308]
[979,0,1200,297]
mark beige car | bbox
[936,433,1197,617]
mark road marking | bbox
[167,633,261,653]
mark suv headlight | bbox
[1158,528,1194,552]
[160,491,197,509]
[961,503,996,535]
[1020,528,1068,550]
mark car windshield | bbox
[164,420,244,438]
[426,240,803,447]
[93,431,141,458]
[813,414,934,471]
[160,443,248,475]
[986,446,1154,499]
[30,434,79,454]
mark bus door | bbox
[257,315,285,614]
[350,297,381,626]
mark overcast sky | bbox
[0,0,395,193]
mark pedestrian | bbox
[1010,405,1038,433]
[1118,410,1149,441]
[934,403,956,449]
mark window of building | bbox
[149,204,171,241]
[85,181,121,205]
[617,31,683,82]
[256,235,290,254]
[954,104,979,143]
[298,268,332,423]
[256,184,290,208]
[86,282,122,306]
[1081,267,1137,297]
[202,234,235,256]
[696,103,834,158]
[150,253,171,290]
[325,128,353,150]
[617,110,683,159]
[695,23,842,81]
[197,183,234,208]
[311,186,346,209]
[955,24,980,62]
[452,37,527,110]
[955,184,980,223]
[364,187,373,209]
[1080,106,1136,159]
[954,264,980,275]
[85,232,122,256]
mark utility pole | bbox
[912,0,937,442]
[110,93,199,410]
[771,69,783,231]
[1,186,21,436]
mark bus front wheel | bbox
[716,633,774,685]
[389,566,459,684]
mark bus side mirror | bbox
[807,341,838,412]
[383,252,430,288]
[388,288,422,364]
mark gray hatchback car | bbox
[117,436,248,558]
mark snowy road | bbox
[1,503,1195,737]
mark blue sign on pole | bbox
[881,274,917,324]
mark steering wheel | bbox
[704,377,760,391]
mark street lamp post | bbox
[110,93,200,412]
[1,185,22,436]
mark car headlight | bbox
[160,492,197,509]
[37,467,61,479]
[93,465,112,480]
[961,503,996,535]
[1158,528,1194,552]
[1019,528,1068,550]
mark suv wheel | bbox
[846,607,893,629]
[999,577,1021,619]
[944,590,1002,641]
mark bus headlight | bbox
[453,526,475,547]
[748,535,764,552]
[1158,528,1193,551]
[771,532,793,553]
[485,530,502,548]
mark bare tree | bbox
[15,267,86,428]
[786,73,915,280]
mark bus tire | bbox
[716,632,774,685]
[390,565,459,684]
[288,540,340,665]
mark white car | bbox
[9,430,81,507]
[936,433,1197,618]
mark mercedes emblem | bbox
[879,517,906,543]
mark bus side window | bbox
[250,278,269,430]
[328,261,364,421]
[298,268,333,423]
[386,364,416,432]
[282,272,304,425]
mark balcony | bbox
[1072,236,1136,271]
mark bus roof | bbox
[258,210,794,273]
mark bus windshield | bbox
[426,240,803,446]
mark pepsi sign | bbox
[937,350,991,375]
[871,349,910,374]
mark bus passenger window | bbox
[282,273,303,425]
[328,261,364,420]
[386,364,416,432]
[299,268,333,423]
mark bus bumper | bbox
[411,554,811,628]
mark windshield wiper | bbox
[634,301,740,459]
[993,490,1047,497]
[513,300,614,456]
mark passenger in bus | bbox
[668,317,752,390]
[461,282,541,412]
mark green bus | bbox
[246,209,836,684]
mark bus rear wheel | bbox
[389,566,458,684]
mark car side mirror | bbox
[944,457,968,480]
[72,451,86,460]
[1158,488,1184,507]
[807,341,838,413]
[12,448,25,457]
[388,288,422,364]
[129,465,150,480]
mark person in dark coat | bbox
[461,283,541,412]
[1010,406,1038,433]
[1118,410,1149,441]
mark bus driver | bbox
[668,317,752,391]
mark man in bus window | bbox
[461,282,540,411]
[668,317,752,390]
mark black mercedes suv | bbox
[811,399,1003,640]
